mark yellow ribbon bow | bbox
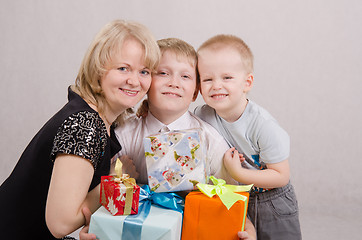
[196,176,253,210]
[113,158,136,215]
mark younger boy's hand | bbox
[223,147,244,176]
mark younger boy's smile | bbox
[210,93,228,99]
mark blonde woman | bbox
[0,20,160,239]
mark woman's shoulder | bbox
[67,110,105,130]
[54,110,108,146]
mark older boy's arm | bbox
[117,155,139,179]
[223,148,290,188]
[238,218,256,240]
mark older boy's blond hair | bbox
[72,19,160,123]
[157,38,198,69]
[198,34,254,74]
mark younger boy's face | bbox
[148,50,197,118]
[198,46,253,121]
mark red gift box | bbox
[100,175,140,216]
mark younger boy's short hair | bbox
[198,34,254,74]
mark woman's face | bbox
[100,38,152,116]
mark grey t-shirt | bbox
[194,100,290,170]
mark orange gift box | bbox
[181,191,249,240]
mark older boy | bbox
[195,34,301,239]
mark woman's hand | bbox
[79,207,97,240]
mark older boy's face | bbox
[198,46,252,121]
[148,50,197,118]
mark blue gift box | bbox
[89,205,182,240]
[90,185,184,240]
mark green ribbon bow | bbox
[196,176,253,210]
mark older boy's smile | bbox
[162,91,182,98]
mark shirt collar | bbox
[145,111,193,134]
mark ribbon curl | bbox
[196,176,253,210]
[122,185,184,240]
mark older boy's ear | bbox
[244,74,254,92]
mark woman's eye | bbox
[182,75,191,79]
[224,76,233,80]
[202,78,212,82]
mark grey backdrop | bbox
[1,1,361,239]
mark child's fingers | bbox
[225,147,235,157]
[232,149,239,159]
[239,153,245,162]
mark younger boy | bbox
[195,34,301,239]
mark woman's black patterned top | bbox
[51,111,107,169]
[0,87,121,239]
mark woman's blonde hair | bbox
[198,34,254,74]
[71,19,160,123]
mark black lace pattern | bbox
[51,111,108,169]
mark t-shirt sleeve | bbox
[258,120,290,164]
[50,111,108,169]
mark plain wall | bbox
[1,0,361,239]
